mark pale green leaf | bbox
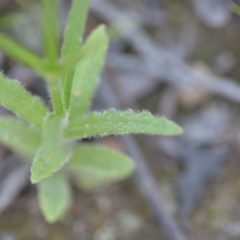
[31,114,70,183]
[38,172,71,223]
[0,32,44,75]
[65,109,183,139]
[42,0,59,64]
[0,117,41,158]
[68,144,134,190]
[69,25,109,119]
[61,0,89,109]
[0,72,49,128]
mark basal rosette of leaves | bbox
[0,0,182,223]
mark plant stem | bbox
[47,73,64,116]
[42,0,59,65]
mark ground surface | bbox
[1,0,240,239]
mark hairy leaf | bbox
[69,144,134,190]
[0,32,44,75]
[69,25,109,119]
[0,72,49,128]
[61,0,89,109]
[65,109,183,139]
[38,172,71,223]
[0,117,41,158]
[31,114,70,183]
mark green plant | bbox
[0,0,182,223]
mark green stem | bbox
[47,73,64,116]
[42,0,59,65]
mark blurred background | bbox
[1,0,240,239]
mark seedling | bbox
[0,0,182,223]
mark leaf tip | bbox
[163,117,183,135]
[30,173,39,184]
[44,215,59,224]
[172,123,183,135]
[30,157,49,184]
[95,24,109,42]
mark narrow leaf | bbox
[60,0,89,109]
[69,25,109,119]
[0,117,41,158]
[0,72,49,128]
[38,172,71,223]
[31,114,70,183]
[68,144,134,190]
[65,109,183,139]
[0,32,45,75]
[42,0,59,64]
